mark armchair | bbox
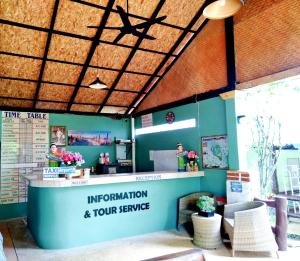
[223,201,278,257]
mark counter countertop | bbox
[23,171,204,188]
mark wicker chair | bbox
[177,192,214,229]
[223,201,279,257]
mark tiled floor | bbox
[1,218,300,261]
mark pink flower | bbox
[61,151,85,166]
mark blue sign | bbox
[230,181,242,192]
[43,167,75,175]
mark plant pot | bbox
[198,210,215,217]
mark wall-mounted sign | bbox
[201,135,228,169]
[165,111,175,124]
[1,111,49,204]
[141,113,153,128]
[230,181,243,193]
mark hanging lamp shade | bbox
[89,77,107,89]
[203,0,244,20]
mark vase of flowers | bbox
[186,150,199,171]
[61,151,85,167]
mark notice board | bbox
[1,111,49,204]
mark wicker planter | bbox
[198,210,215,217]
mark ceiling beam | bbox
[225,17,236,90]
[0,51,158,77]
[0,76,139,93]
[0,95,128,107]
[0,105,130,117]
[97,0,167,114]
[67,0,115,111]
[32,0,60,108]
[0,20,176,57]
[125,0,214,115]
[71,0,196,33]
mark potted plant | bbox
[196,195,215,217]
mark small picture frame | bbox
[51,126,66,146]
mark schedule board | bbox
[1,111,49,204]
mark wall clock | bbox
[166,111,175,124]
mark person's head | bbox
[177,143,183,153]
[50,143,57,153]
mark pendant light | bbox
[89,45,107,89]
[203,0,244,20]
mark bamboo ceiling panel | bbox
[0,55,42,80]
[100,12,140,46]
[158,0,205,28]
[144,77,160,93]
[54,0,105,37]
[0,0,54,28]
[0,98,33,108]
[234,0,300,84]
[70,104,100,113]
[42,61,82,84]
[191,16,206,31]
[38,84,74,102]
[0,24,47,57]
[82,68,118,87]
[139,25,182,53]
[0,79,36,99]
[234,0,285,25]
[48,35,91,64]
[137,20,227,112]
[127,50,165,74]
[106,91,137,107]
[115,73,149,92]
[36,101,67,111]
[112,0,160,18]
[90,44,131,69]
[101,106,127,114]
[74,87,108,104]
[158,57,175,76]
[174,32,194,55]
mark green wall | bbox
[135,97,230,197]
[0,112,130,220]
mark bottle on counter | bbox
[104,152,110,165]
[99,153,105,164]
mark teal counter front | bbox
[26,171,204,249]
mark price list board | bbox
[1,111,49,204]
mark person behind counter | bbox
[46,143,63,167]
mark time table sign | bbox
[1,111,49,204]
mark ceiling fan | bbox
[88,5,167,43]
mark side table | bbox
[191,213,222,249]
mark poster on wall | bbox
[201,135,228,169]
[68,130,112,146]
[50,126,66,146]
[1,111,49,204]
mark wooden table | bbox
[192,213,222,249]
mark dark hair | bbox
[50,143,56,148]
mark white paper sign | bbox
[141,113,153,128]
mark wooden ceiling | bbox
[0,0,213,116]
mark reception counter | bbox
[25,171,204,249]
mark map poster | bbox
[201,135,228,169]
[1,111,49,204]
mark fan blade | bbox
[116,6,131,28]
[132,30,156,40]
[134,15,167,29]
[113,32,126,43]
[103,26,122,30]
[87,25,98,28]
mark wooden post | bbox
[275,196,288,251]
